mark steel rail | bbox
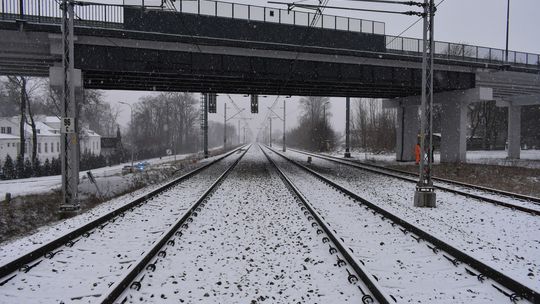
[289,148,540,216]
[261,145,394,304]
[266,145,539,304]
[98,145,251,304]
[0,145,247,281]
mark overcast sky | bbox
[106,0,540,138]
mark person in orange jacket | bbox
[415,135,421,165]
[415,143,421,165]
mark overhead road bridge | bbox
[0,0,538,97]
[0,0,539,161]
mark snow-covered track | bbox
[266,145,539,303]
[0,145,247,301]
[290,148,540,215]
[261,146,394,304]
[98,145,250,304]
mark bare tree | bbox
[287,96,336,151]
[352,98,396,153]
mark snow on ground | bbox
[281,148,540,293]
[120,146,365,304]
[329,149,540,168]
[0,150,243,303]
[0,148,223,199]
[0,150,234,263]
[296,149,540,212]
[265,147,514,303]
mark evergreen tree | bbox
[51,157,61,175]
[15,155,24,179]
[43,159,51,176]
[32,158,42,177]
[2,155,15,179]
[23,158,32,178]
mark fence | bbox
[386,35,540,67]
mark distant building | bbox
[100,126,124,164]
[0,116,101,163]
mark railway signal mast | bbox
[60,0,79,212]
[414,0,436,208]
[274,0,436,207]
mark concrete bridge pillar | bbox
[384,88,493,164]
[396,105,419,162]
[440,101,467,163]
[507,105,521,159]
[496,94,540,159]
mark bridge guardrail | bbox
[1,0,539,69]
[386,35,540,68]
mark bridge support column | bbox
[396,105,419,162]
[440,101,467,163]
[507,105,521,159]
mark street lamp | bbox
[119,101,134,170]
[505,0,510,64]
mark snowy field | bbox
[330,149,540,168]
[280,148,540,294]
[1,145,537,303]
[0,151,242,303]
[0,148,223,200]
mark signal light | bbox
[250,94,258,113]
[208,93,217,113]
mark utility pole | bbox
[202,93,209,158]
[414,0,436,208]
[345,97,351,158]
[223,101,245,149]
[505,0,510,63]
[59,0,79,212]
[119,102,134,169]
[268,106,285,151]
[269,116,273,147]
[282,99,286,152]
[237,119,241,145]
[223,103,227,149]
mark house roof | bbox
[1,116,100,137]
[0,133,19,140]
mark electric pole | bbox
[269,116,273,147]
[345,97,351,158]
[282,99,286,152]
[59,0,79,212]
[223,103,227,149]
[414,0,436,208]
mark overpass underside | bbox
[79,45,475,98]
[0,10,477,98]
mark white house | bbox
[0,116,101,163]
[0,133,20,163]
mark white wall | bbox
[0,138,19,164]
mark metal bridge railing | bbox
[162,0,386,35]
[386,35,540,67]
[1,0,539,68]
[0,0,123,25]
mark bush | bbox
[2,155,15,179]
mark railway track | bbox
[265,145,539,304]
[0,145,248,303]
[100,145,393,304]
[289,148,540,216]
